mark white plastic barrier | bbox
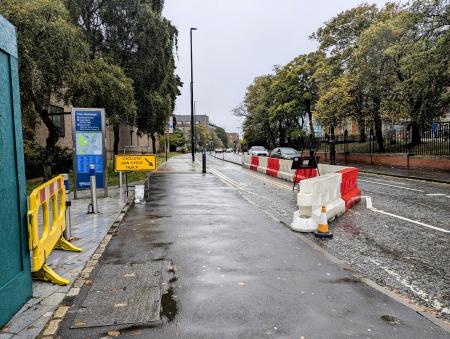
[291,173,345,232]
[317,164,348,175]
[257,156,268,174]
[278,159,294,181]
[243,155,251,168]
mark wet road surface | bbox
[56,155,449,338]
[210,153,450,322]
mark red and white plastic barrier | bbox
[243,155,317,183]
[242,155,361,232]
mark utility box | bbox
[0,15,32,327]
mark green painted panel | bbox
[0,16,32,327]
[0,15,18,58]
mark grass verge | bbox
[26,152,180,195]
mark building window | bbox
[49,105,65,137]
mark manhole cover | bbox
[72,263,161,328]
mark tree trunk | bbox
[372,97,385,152]
[373,113,385,153]
[306,100,315,141]
[410,121,421,146]
[39,110,60,179]
[278,122,286,147]
[151,134,157,154]
[113,125,120,155]
[357,115,366,142]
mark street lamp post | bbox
[190,27,197,162]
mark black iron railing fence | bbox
[313,123,450,156]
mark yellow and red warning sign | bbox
[114,154,157,172]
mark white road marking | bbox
[361,196,373,209]
[368,258,450,315]
[361,196,449,234]
[238,170,291,190]
[426,193,446,196]
[358,179,424,192]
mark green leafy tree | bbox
[211,130,224,149]
[234,75,276,148]
[312,4,380,142]
[169,129,185,150]
[66,58,137,154]
[65,0,182,152]
[215,127,229,148]
[0,0,86,176]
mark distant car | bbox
[248,146,269,157]
[215,148,224,153]
[225,148,233,153]
[270,147,299,160]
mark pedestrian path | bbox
[54,155,448,338]
[0,188,128,338]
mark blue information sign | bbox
[73,109,105,190]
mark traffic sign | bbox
[166,116,174,134]
[115,154,157,172]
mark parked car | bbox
[215,148,224,153]
[270,147,300,160]
[225,148,233,153]
[248,146,269,156]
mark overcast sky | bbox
[163,0,397,134]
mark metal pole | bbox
[190,27,197,162]
[63,173,72,239]
[88,164,98,214]
[165,131,168,162]
[202,149,206,173]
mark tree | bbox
[312,4,380,143]
[269,52,322,145]
[101,1,182,151]
[169,129,185,151]
[191,125,210,150]
[0,0,86,176]
[66,58,137,154]
[211,130,224,150]
[234,75,276,148]
[65,0,182,152]
[215,127,229,148]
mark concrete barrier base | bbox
[311,199,346,224]
[291,211,317,232]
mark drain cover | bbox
[72,263,161,328]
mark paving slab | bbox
[1,186,128,337]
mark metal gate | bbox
[0,15,32,327]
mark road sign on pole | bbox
[166,116,174,134]
[114,154,157,172]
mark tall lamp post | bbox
[190,27,197,162]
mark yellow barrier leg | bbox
[55,236,82,252]
[32,264,70,286]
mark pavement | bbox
[0,187,129,338]
[54,154,449,338]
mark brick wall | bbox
[316,152,450,171]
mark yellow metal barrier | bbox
[27,175,82,285]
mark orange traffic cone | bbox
[314,206,333,239]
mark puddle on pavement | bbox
[381,314,401,325]
[147,214,169,219]
[323,277,361,284]
[161,264,178,322]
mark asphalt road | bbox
[210,153,450,322]
[56,155,449,338]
